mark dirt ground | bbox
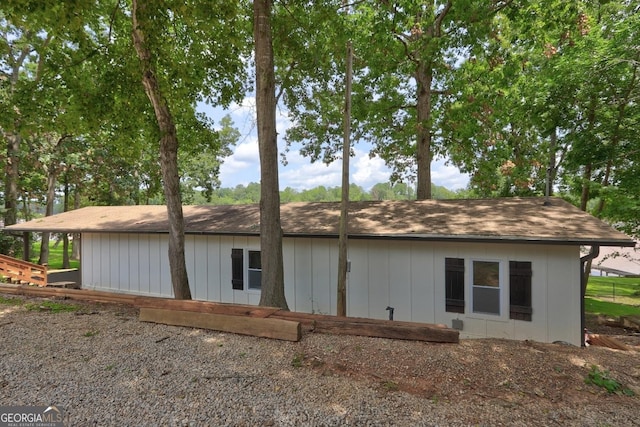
[295,313,640,418]
[2,296,639,425]
[90,300,640,419]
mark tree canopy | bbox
[1,0,639,254]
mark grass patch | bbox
[584,297,640,318]
[24,300,81,313]
[30,241,79,270]
[381,380,399,392]
[1,296,81,313]
[291,353,306,368]
[0,296,24,306]
[586,277,640,306]
[585,276,640,318]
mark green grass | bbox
[24,300,81,313]
[29,241,79,270]
[586,276,640,306]
[584,297,640,317]
[0,296,24,306]
[585,365,635,396]
[0,296,81,313]
[586,276,640,318]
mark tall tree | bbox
[180,115,240,203]
[131,0,191,299]
[443,0,639,212]
[278,1,514,200]
[0,15,50,255]
[337,0,353,317]
[254,0,288,309]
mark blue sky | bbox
[200,98,469,192]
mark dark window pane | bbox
[445,258,465,313]
[249,251,261,269]
[231,248,243,290]
[510,261,532,321]
[473,261,499,287]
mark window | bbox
[509,261,532,321]
[445,258,465,313]
[231,249,244,290]
[247,250,262,290]
[231,249,262,291]
[472,260,501,315]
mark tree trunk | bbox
[337,33,353,317]
[62,178,70,269]
[254,0,288,310]
[4,134,20,227]
[132,0,191,300]
[415,61,432,200]
[38,172,56,265]
[2,134,21,256]
[545,127,558,202]
[71,186,80,260]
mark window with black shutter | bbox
[509,261,532,321]
[445,258,465,313]
[247,250,262,290]
[231,249,244,290]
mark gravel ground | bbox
[1,295,639,426]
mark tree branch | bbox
[393,33,419,65]
[35,34,53,83]
[108,0,122,43]
[432,1,453,37]
[275,60,297,104]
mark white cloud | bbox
[352,150,391,190]
[219,138,260,187]
[280,161,342,190]
[231,138,259,164]
[202,101,469,192]
[431,159,469,190]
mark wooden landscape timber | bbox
[601,315,640,331]
[270,310,458,343]
[134,297,460,343]
[134,296,281,318]
[0,283,137,304]
[139,307,302,342]
[0,284,459,343]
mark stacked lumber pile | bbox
[586,333,629,351]
[135,298,459,344]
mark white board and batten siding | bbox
[81,232,582,345]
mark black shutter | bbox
[509,261,532,321]
[231,249,244,290]
[445,258,465,313]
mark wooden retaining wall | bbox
[0,284,459,344]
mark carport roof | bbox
[4,197,634,246]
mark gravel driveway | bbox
[1,295,638,426]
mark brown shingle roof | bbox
[4,197,634,246]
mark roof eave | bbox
[348,233,636,247]
[286,232,635,246]
[5,228,634,247]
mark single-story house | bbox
[5,197,634,346]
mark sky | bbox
[200,97,469,192]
